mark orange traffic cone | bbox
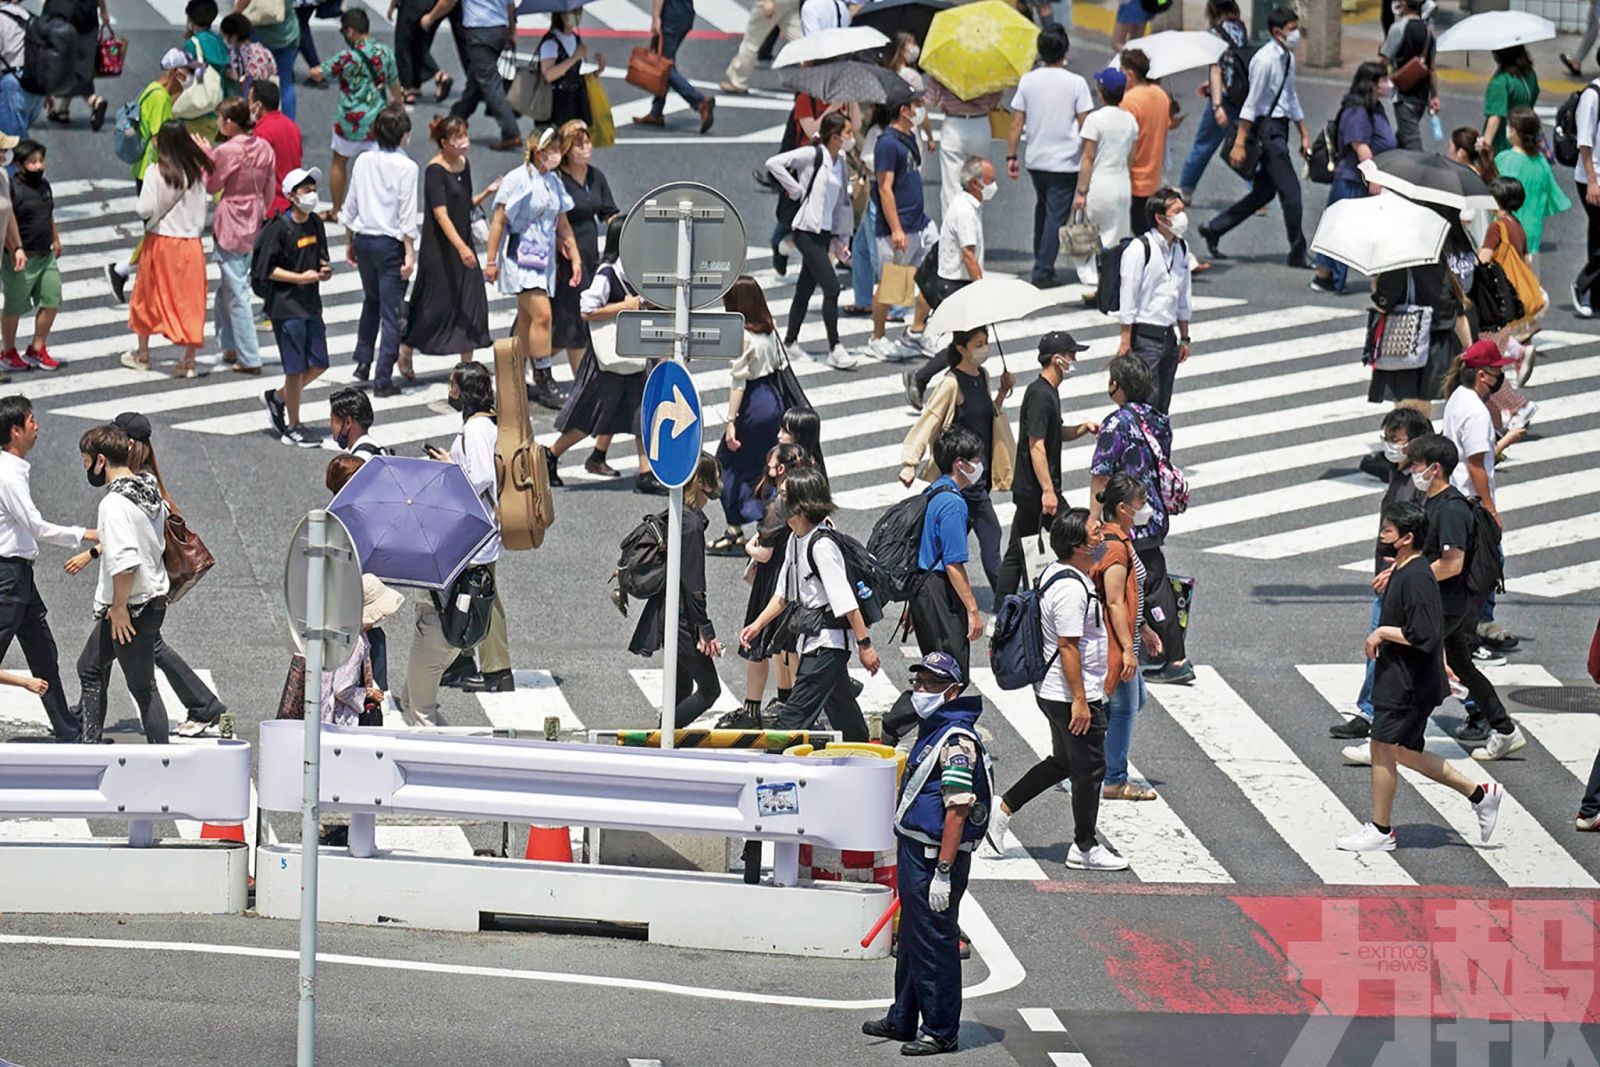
[524,824,573,862]
[200,822,246,842]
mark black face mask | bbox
[86,461,106,488]
[16,169,43,184]
[1487,372,1505,392]
[447,394,463,413]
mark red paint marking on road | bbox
[1031,881,1600,901]
[515,27,739,40]
[1100,927,1319,1016]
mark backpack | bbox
[351,440,393,458]
[5,9,75,97]
[113,84,162,167]
[612,510,669,608]
[1463,496,1504,599]
[1554,84,1599,168]
[1306,116,1339,185]
[865,483,958,603]
[1130,407,1190,515]
[489,338,555,550]
[1216,31,1259,113]
[805,526,888,628]
[989,568,1092,691]
[1095,234,1186,316]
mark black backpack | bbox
[1554,84,1599,168]
[1463,496,1505,599]
[805,526,887,628]
[612,511,669,607]
[2,9,73,97]
[1217,32,1259,113]
[249,214,285,300]
[1307,116,1339,185]
[865,483,957,603]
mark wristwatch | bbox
[1005,154,1017,161]
[857,636,874,649]
[936,860,953,874]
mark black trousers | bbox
[775,645,867,741]
[1205,118,1306,260]
[77,602,170,745]
[886,839,970,1043]
[673,634,724,728]
[998,496,1049,602]
[0,558,76,741]
[1130,324,1180,415]
[1575,180,1600,308]
[395,0,442,90]
[785,228,842,348]
[1445,602,1513,732]
[88,634,223,723]
[1001,697,1107,850]
[1136,543,1186,666]
[883,572,970,744]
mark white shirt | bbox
[1010,66,1094,172]
[0,451,85,560]
[1442,384,1496,500]
[779,525,859,655]
[1573,78,1600,184]
[766,144,853,236]
[0,4,28,70]
[1240,40,1302,123]
[1116,229,1192,327]
[800,0,850,35]
[339,148,421,242]
[730,330,784,388]
[93,488,168,611]
[452,415,502,565]
[937,189,984,281]
[344,432,386,457]
[136,170,210,240]
[1035,561,1107,703]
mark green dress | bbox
[1493,148,1571,254]
[1483,69,1539,156]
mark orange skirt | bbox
[127,234,207,348]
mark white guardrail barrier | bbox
[0,740,252,915]
[255,721,899,958]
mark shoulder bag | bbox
[508,34,556,121]
[1371,273,1433,371]
[161,494,215,605]
[431,565,496,650]
[625,36,672,97]
[1490,220,1546,322]
[1131,410,1190,515]
[771,336,811,412]
[1226,52,1289,180]
[1391,23,1433,94]
[241,0,287,24]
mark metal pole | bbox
[660,200,694,750]
[297,510,328,1067]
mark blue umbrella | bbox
[328,455,496,591]
[517,0,586,13]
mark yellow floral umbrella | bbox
[919,0,1039,100]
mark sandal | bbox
[404,90,421,105]
[398,352,416,382]
[707,530,746,556]
[1102,782,1159,801]
[435,73,453,103]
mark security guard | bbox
[862,652,990,1056]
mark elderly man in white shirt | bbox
[1197,6,1311,269]
[1116,187,1192,415]
[0,397,94,741]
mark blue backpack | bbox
[112,88,156,166]
[989,568,1094,690]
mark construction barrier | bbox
[790,743,903,896]
[596,728,842,751]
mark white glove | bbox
[928,869,952,913]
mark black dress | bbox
[555,263,647,437]
[739,492,790,657]
[404,160,492,355]
[552,164,617,351]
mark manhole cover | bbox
[1507,687,1600,713]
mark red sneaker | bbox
[0,349,27,372]
[21,346,59,371]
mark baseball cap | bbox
[113,412,153,444]
[161,48,205,72]
[911,651,963,686]
[885,80,923,113]
[1039,331,1090,356]
[1461,338,1514,369]
[1094,67,1127,94]
[282,165,323,197]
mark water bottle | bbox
[1429,112,1445,146]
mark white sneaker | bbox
[984,805,1011,854]
[1337,822,1397,852]
[1506,400,1539,432]
[1066,842,1131,870]
[863,335,907,362]
[1577,812,1600,831]
[1573,284,1593,318]
[827,344,860,370]
[173,719,215,738]
[1515,346,1537,388]
[1471,725,1527,761]
[902,328,935,354]
[1341,740,1372,766]
[1471,781,1503,842]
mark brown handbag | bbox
[1391,24,1432,94]
[626,38,673,97]
[275,653,307,720]
[162,500,215,604]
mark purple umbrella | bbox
[328,455,496,590]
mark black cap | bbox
[1039,331,1089,356]
[884,79,923,113]
[113,412,152,444]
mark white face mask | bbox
[1132,502,1154,526]
[295,192,319,213]
[910,691,946,719]
[1283,28,1301,46]
[839,136,855,154]
[960,459,985,485]
[980,181,998,203]
[1382,439,1407,464]
[968,341,991,365]
[1056,357,1075,378]
[905,43,920,64]
[1410,468,1432,492]
[1166,210,1190,238]
[912,105,927,127]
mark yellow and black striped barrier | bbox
[606,729,842,751]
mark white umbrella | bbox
[1111,31,1228,81]
[1435,11,1555,52]
[773,26,891,69]
[926,276,1055,336]
[1309,193,1448,276]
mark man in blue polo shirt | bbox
[862,81,935,363]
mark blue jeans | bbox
[0,73,41,140]
[352,233,404,386]
[270,42,299,120]
[214,249,260,368]
[1355,593,1382,720]
[1103,669,1146,786]
[1178,103,1235,196]
[1312,177,1368,293]
[851,199,880,307]
[649,18,705,116]
[1028,168,1077,282]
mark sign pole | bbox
[296,510,327,1066]
[659,199,694,751]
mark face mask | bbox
[905,43,920,64]
[1377,80,1394,99]
[1410,469,1432,492]
[1283,28,1301,46]
[1133,502,1154,526]
[910,691,945,719]
[1485,372,1505,393]
[912,105,927,127]
[981,181,998,203]
[1089,542,1109,563]
[334,421,350,448]
[1056,357,1074,378]
[1382,440,1407,464]
[840,136,856,154]
[447,394,463,412]
[964,459,985,484]
[969,342,991,365]
[296,192,318,213]
[1166,210,1190,238]
[86,461,106,488]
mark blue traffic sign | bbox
[640,361,703,490]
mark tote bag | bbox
[585,72,615,148]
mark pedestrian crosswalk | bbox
[3,654,1597,892]
[18,176,1600,597]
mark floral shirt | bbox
[1090,401,1172,544]
[328,37,398,142]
